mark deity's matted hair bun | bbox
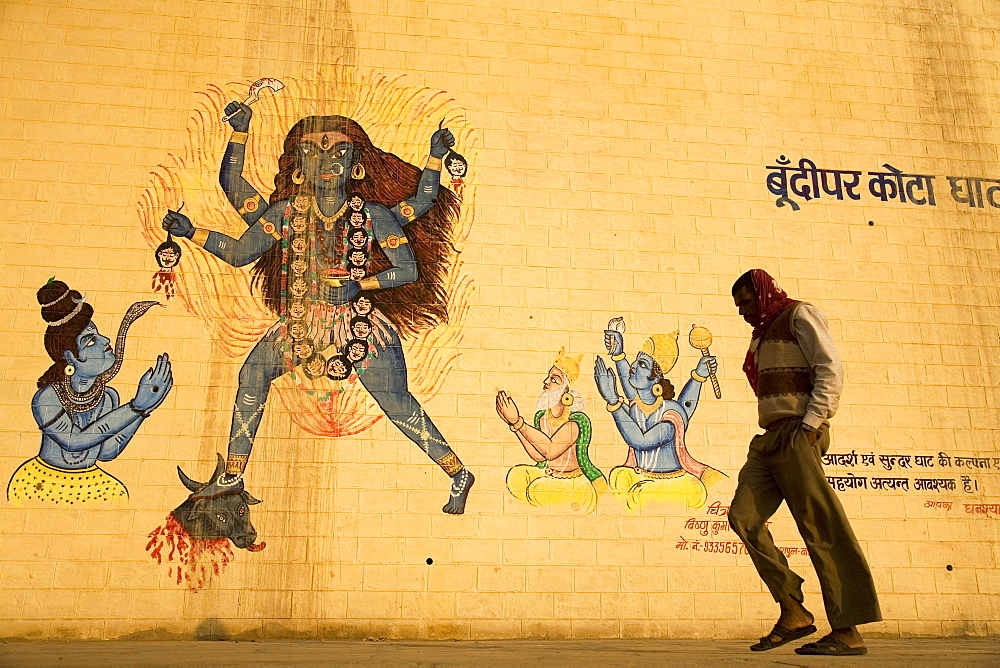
[37,279,93,330]
[36,279,95,388]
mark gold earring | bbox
[292,168,305,184]
[64,364,75,376]
[560,392,574,406]
[351,163,366,180]
[652,383,663,397]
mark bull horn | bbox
[176,465,204,493]
[211,453,226,481]
[244,492,262,505]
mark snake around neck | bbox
[53,300,162,414]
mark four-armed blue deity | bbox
[594,319,727,510]
[162,102,475,513]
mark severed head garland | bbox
[280,193,377,383]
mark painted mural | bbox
[7,280,170,505]
[595,318,727,510]
[151,211,183,300]
[136,75,476,584]
[159,107,474,511]
[146,454,263,589]
[497,350,607,514]
[497,322,729,514]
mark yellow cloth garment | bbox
[506,464,603,514]
[609,465,715,510]
[7,456,128,506]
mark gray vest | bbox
[756,303,813,428]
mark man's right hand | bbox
[162,211,194,238]
[225,101,253,132]
[798,422,821,446]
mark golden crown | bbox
[640,331,679,375]
[552,347,584,383]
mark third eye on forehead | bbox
[299,141,351,157]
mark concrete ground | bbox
[0,638,998,667]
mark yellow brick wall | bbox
[1,0,999,640]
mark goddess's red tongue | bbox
[247,541,267,552]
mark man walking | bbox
[728,269,881,656]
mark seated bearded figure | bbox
[496,350,606,514]
[595,327,726,510]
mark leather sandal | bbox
[750,623,817,651]
[795,636,868,656]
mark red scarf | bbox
[741,269,799,396]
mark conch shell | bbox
[607,316,626,334]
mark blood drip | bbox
[151,269,176,299]
[145,513,234,590]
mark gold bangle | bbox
[434,451,464,477]
[425,156,443,171]
[226,454,249,476]
[509,416,525,431]
[606,397,625,412]
[398,200,417,223]
[691,370,707,383]
[260,220,281,240]
[383,234,408,249]
[358,276,381,291]
[238,195,262,215]
[230,131,248,145]
[611,353,626,362]
[190,228,210,248]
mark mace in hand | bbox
[689,324,721,399]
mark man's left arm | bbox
[792,303,844,433]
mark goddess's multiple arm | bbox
[219,103,267,225]
[162,207,282,267]
[216,103,454,232]
[388,151,449,225]
[365,206,419,289]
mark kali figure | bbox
[161,101,474,514]
[594,320,727,510]
[7,280,170,505]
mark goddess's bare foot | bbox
[443,469,474,514]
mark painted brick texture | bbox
[1,0,999,640]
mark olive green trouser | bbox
[728,417,882,629]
